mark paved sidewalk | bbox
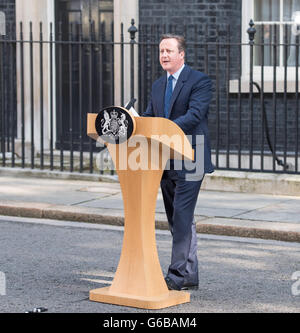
[0,172,300,242]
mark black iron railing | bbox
[0,19,299,174]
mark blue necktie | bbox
[164,75,174,118]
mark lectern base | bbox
[89,287,190,309]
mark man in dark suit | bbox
[143,34,214,291]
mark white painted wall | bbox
[15,0,55,154]
[114,0,139,111]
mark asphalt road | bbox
[0,215,299,314]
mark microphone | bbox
[125,98,136,110]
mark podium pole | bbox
[87,111,192,309]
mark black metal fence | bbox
[0,19,300,174]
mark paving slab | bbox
[236,202,300,223]
[1,173,300,243]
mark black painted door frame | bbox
[55,0,113,150]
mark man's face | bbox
[159,38,185,75]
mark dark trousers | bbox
[161,173,203,288]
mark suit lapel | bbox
[157,75,166,117]
[167,65,191,118]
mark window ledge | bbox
[229,79,300,93]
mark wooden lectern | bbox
[87,107,194,309]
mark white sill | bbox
[229,79,300,93]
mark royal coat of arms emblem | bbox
[95,106,135,144]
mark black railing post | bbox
[29,22,34,169]
[110,21,115,107]
[128,19,137,102]
[68,22,73,172]
[78,23,83,173]
[58,21,63,171]
[88,20,93,174]
[150,24,155,85]
[39,22,44,170]
[49,22,54,170]
[283,24,288,172]
[260,24,265,171]
[0,33,4,166]
[215,26,220,169]
[204,24,208,74]
[139,24,146,112]
[226,23,230,169]
[193,25,198,70]
[120,23,124,107]
[238,26,242,170]
[20,22,25,168]
[272,24,277,172]
[9,23,16,167]
[247,19,256,171]
[110,21,115,176]
[98,21,103,111]
[296,34,299,173]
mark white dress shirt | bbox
[167,64,185,91]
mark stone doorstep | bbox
[202,171,300,196]
[1,167,300,195]
[0,200,300,243]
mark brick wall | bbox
[139,0,241,28]
[138,0,299,158]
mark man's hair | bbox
[160,34,186,53]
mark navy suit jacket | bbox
[143,64,214,175]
